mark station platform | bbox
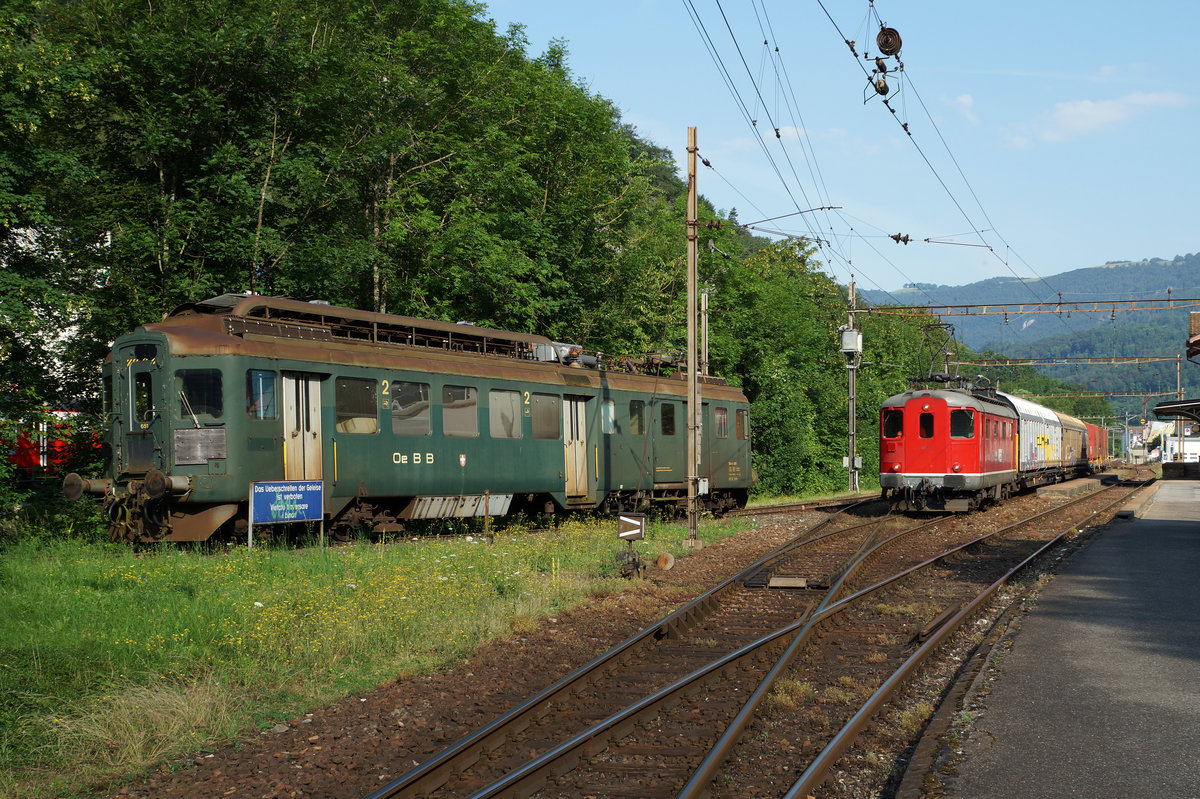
[934,479,1200,798]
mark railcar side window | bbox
[532,393,561,440]
[443,385,478,438]
[950,409,974,439]
[629,400,645,436]
[660,402,676,436]
[335,377,379,434]
[919,412,934,439]
[715,407,728,439]
[392,381,431,436]
[601,400,617,434]
[736,409,749,441]
[175,369,223,420]
[246,370,277,420]
[489,390,522,439]
[882,409,904,438]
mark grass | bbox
[745,484,877,508]
[0,514,752,798]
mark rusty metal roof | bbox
[142,295,740,397]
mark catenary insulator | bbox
[877,26,902,56]
[874,77,889,96]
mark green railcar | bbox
[65,295,754,542]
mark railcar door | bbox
[282,373,323,481]
[652,398,685,482]
[114,341,165,474]
[564,397,589,497]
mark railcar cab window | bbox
[175,369,223,421]
[882,409,903,438]
[629,400,645,436]
[392,381,431,436]
[736,409,749,440]
[246,370,277,420]
[950,409,975,439]
[660,402,676,436]
[532,393,561,440]
[919,412,934,439]
[489,390,522,439]
[715,407,728,439]
[602,400,617,434]
[442,385,478,438]
[335,377,379,434]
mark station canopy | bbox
[1154,398,1200,423]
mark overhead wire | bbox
[730,0,960,305]
[810,0,1095,348]
[690,0,895,290]
[685,0,1063,355]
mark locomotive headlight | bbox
[891,463,901,471]
[952,463,961,472]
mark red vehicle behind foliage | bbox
[7,411,92,479]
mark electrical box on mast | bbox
[840,328,862,356]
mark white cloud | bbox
[1038,91,1187,141]
[954,93,978,124]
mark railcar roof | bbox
[996,391,1061,425]
[167,294,555,348]
[882,388,1016,415]
[120,295,742,398]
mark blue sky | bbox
[484,0,1196,296]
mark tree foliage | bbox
[3,0,1085,509]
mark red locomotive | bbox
[880,383,1109,511]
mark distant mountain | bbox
[860,253,1200,417]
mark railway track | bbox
[363,475,1151,798]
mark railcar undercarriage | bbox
[80,481,752,544]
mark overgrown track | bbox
[729,496,873,519]
[365,477,1150,798]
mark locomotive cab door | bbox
[282,373,323,480]
[564,397,589,498]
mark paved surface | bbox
[941,480,1200,799]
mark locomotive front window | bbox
[629,400,645,436]
[715,407,728,439]
[335,377,379,434]
[175,369,223,421]
[489,390,522,439]
[882,409,904,438]
[950,409,975,439]
[532,393,561,440]
[246,370,277,420]
[392,381,431,436]
[736,409,749,441]
[442,385,478,438]
[919,412,934,439]
[660,402,676,436]
[601,400,617,434]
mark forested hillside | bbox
[0,0,1118,519]
[862,255,1200,418]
